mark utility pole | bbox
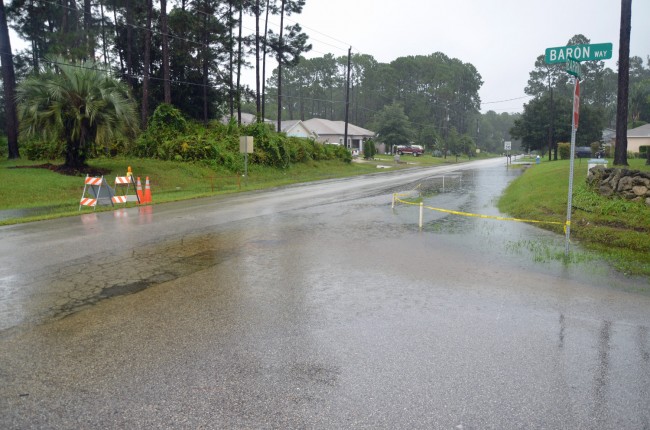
[343,47,351,150]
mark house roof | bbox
[221,112,273,125]
[628,123,650,138]
[280,120,301,132]
[602,128,615,141]
[302,118,375,137]
[280,120,316,138]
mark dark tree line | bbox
[261,51,492,150]
[1,0,311,154]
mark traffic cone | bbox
[143,176,152,204]
[136,177,144,204]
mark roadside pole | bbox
[564,76,580,257]
[239,136,254,186]
[543,43,612,257]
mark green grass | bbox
[498,158,650,278]
[0,153,469,225]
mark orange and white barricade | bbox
[79,175,115,210]
[113,175,140,205]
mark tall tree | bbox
[371,102,413,152]
[254,0,261,119]
[17,60,139,168]
[268,0,310,131]
[614,0,632,166]
[0,0,19,158]
[160,0,171,103]
[125,0,134,86]
[141,0,152,128]
[261,0,276,119]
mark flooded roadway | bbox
[1,158,649,429]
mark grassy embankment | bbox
[498,157,650,278]
[0,153,470,225]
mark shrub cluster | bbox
[127,105,351,171]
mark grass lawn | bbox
[0,153,469,225]
[498,157,650,278]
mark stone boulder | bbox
[587,167,650,206]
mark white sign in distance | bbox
[504,141,512,151]
[239,136,254,153]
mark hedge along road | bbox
[1,157,649,429]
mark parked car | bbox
[575,147,592,158]
[394,145,424,156]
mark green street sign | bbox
[566,57,581,78]
[545,43,613,64]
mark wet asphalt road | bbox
[1,158,649,429]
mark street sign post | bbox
[544,41,612,256]
[545,43,612,64]
[564,77,580,257]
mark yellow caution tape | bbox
[394,196,564,226]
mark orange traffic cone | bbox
[143,176,152,204]
[136,177,144,204]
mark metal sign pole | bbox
[244,152,248,186]
[564,77,579,257]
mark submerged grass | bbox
[498,158,650,278]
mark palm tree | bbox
[16,59,139,169]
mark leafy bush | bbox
[0,137,7,158]
[558,142,571,159]
[128,107,351,169]
[130,104,188,157]
[363,139,377,159]
[590,142,601,155]
[22,137,66,160]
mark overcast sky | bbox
[279,0,650,114]
[8,0,648,115]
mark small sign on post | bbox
[239,136,254,182]
[239,136,254,154]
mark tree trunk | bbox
[0,0,19,159]
[125,0,134,87]
[236,4,243,124]
[83,0,93,60]
[141,0,152,129]
[161,0,171,103]
[261,0,270,119]
[99,0,108,65]
[113,0,124,73]
[276,0,285,133]
[202,6,209,124]
[228,1,234,117]
[614,0,631,166]
[255,0,261,121]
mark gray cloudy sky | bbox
[281,0,650,113]
[8,0,648,115]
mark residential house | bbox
[626,123,650,154]
[302,118,375,152]
[280,120,317,139]
[220,112,274,125]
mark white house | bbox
[302,118,375,152]
[220,112,274,125]
[626,123,650,154]
[279,120,317,139]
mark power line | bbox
[482,95,533,105]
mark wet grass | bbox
[498,158,650,278]
[0,154,476,225]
